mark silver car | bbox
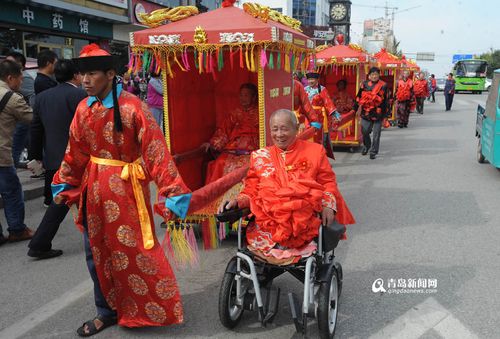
[484,78,492,91]
[436,78,446,91]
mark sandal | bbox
[76,315,117,337]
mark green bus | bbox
[452,59,488,94]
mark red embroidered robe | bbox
[293,80,319,125]
[52,91,189,327]
[206,105,259,184]
[304,84,337,131]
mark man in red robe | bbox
[394,70,414,128]
[52,44,191,336]
[332,79,356,142]
[201,83,259,184]
[293,79,322,143]
[414,72,429,114]
[304,72,338,158]
[222,109,354,263]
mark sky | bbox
[349,0,500,77]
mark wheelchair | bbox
[216,207,345,339]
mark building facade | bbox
[0,0,210,71]
[361,17,394,54]
[292,0,329,26]
[233,0,327,26]
[0,0,128,60]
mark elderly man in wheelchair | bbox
[216,109,355,338]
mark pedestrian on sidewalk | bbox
[147,72,164,129]
[0,60,34,245]
[444,73,456,111]
[354,67,389,160]
[6,51,35,168]
[122,70,139,95]
[395,70,414,128]
[27,59,87,259]
[414,72,429,114]
[51,44,191,336]
[34,50,58,95]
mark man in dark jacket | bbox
[34,50,58,95]
[27,59,86,259]
[354,67,390,160]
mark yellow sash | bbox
[90,156,154,250]
[313,105,328,131]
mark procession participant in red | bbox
[293,79,322,142]
[200,83,259,184]
[332,79,356,140]
[222,109,354,264]
[394,70,414,128]
[414,72,429,114]
[354,67,389,160]
[304,72,338,158]
[52,44,192,336]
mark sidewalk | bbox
[0,169,45,209]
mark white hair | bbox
[269,109,298,129]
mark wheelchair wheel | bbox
[317,269,339,339]
[219,272,244,328]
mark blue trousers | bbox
[150,107,164,131]
[0,166,27,235]
[12,123,29,167]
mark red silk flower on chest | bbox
[284,158,310,172]
[359,91,383,112]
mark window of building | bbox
[0,28,23,55]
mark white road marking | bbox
[0,279,93,339]
[369,297,477,339]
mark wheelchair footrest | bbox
[263,287,280,325]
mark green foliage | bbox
[479,49,500,78]
[388,36,402,57]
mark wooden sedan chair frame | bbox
[129,3,315,225]
[315,44,372,148]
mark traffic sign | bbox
[416,52,434,61]
[452,54,473,63]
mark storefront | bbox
[0,1,116,59]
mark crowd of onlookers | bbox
[0,50,164,257]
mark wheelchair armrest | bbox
[215,207,251,224]
[322,222,345,252]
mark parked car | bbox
[436,78,446,91]
[484,78,492,91]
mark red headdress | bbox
[75,43,122,131]
[222,0,236,7]
[74,43,114,73]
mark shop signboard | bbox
[0,2,113,39]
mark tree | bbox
[386,36,402,57]
[479,49,500,78]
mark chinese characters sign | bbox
[1,2,113,39]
